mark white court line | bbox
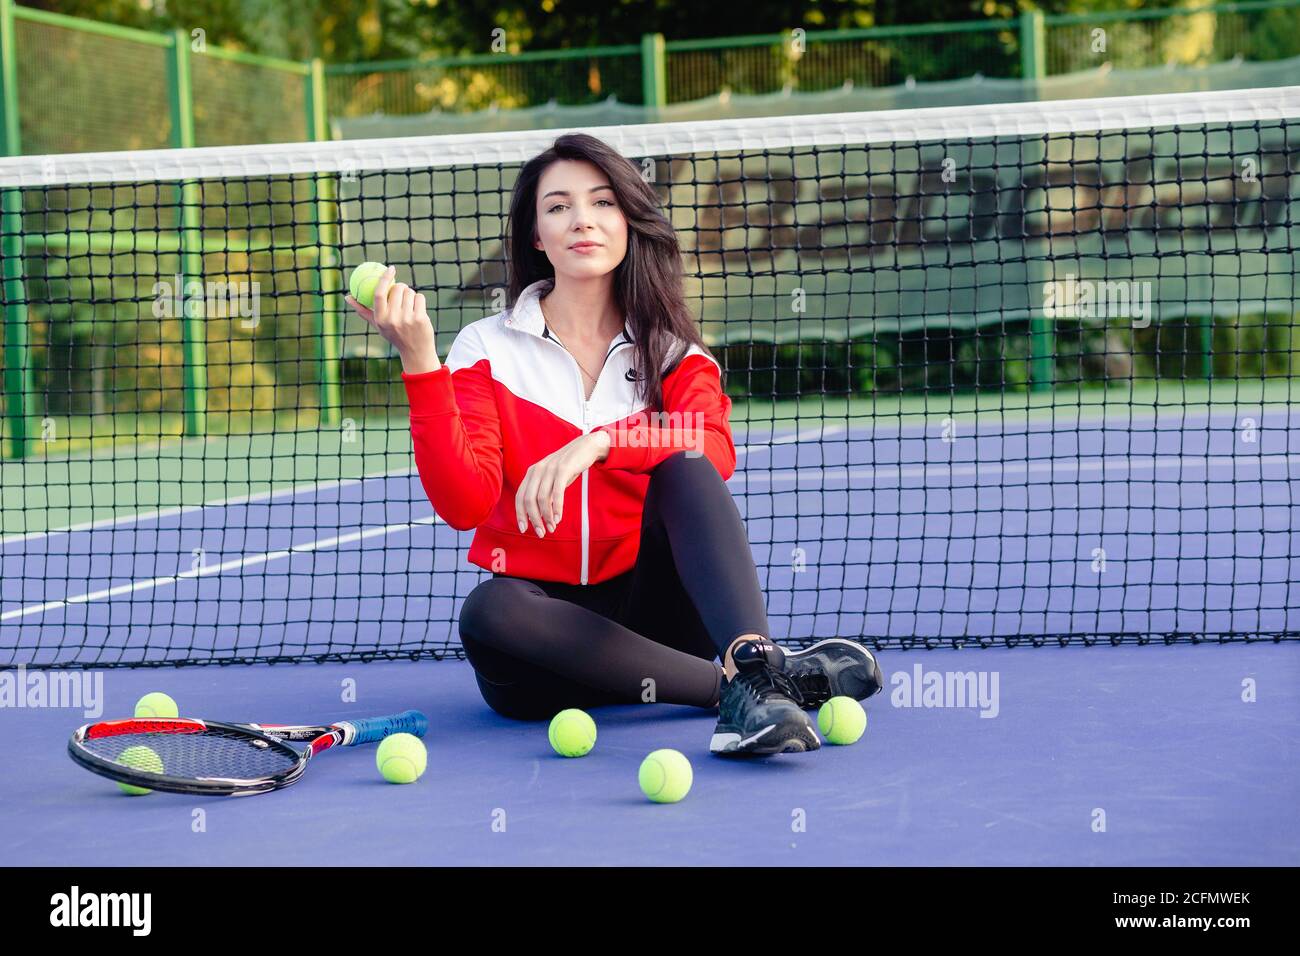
[0,515,439,623]
[6,447,1296,622]
[0,464,420,548]
[734,404,1300,446]
[736,422,848,454]
[726,452,1300,486]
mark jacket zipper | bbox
[540,331,596,584]
[580,399,591,585]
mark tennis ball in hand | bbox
[638,749,692,803]
[116,745,164,796]
[817,695,867,745]
[376,732,427,784]
[134,692,178,719]
[348,261,389,309]
[548,708,596,757]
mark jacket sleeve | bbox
[595,350,736,479]
[402,328,504,531]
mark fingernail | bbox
[518,521,526,532]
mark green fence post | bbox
[168,28,206,438]
[1020,9,1046,84]
[1200,314,1214,380]
[1020,11,1052,390]
[1193,271,1214,380]
[641,33,666,117]
[308,57,341,429]
[0,0,35,459]
[1029,311,1055,392]
[1024,85,1055,392]
[0,187,28,460]
[0,0,17,156]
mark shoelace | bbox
[737,664,807,708]
[792,672,831,700]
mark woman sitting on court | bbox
[346,133,882,755]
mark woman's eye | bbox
[545,200,614,213]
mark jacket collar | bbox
[504,278,635,347]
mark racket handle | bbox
[344,710,428,745]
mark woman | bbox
[347,133,882,755]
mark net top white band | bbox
[0,85,1296,188]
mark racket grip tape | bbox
[343,710,428,745]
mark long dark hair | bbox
[506,133,713,411]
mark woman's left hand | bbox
[516,432,612,537]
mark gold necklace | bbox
[576,361,601,385]
[541,300,609,384]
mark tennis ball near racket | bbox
[348,261,389,310]
[548,708,596,757]
[134,691,178,719]
[638,749,692,803]
[116,745,164,796]
[376,732,426,784]
[817,695,867,745]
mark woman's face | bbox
[533,158,628,281]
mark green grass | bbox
[0,410,415,536]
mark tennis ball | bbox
[116,745,164,796]
[817,695,867,745]
[376,732,427,784]
[548,708,596,757]
[134,692,178,719]
[638,749,692,803]
[348,261,388,310]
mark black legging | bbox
[458,451,770,720]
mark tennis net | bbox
[2,87,1298,667]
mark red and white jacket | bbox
[402,279,736,585]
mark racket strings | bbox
[80,728,300,781]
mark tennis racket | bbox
[68,710,428,796]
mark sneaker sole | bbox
[710,722,821,756]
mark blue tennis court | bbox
[3,646,1296,866]
[3,408,1298,865]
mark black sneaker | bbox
[780,639,884,710]
[710,640,820,756]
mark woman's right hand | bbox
[345,266,442,374]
